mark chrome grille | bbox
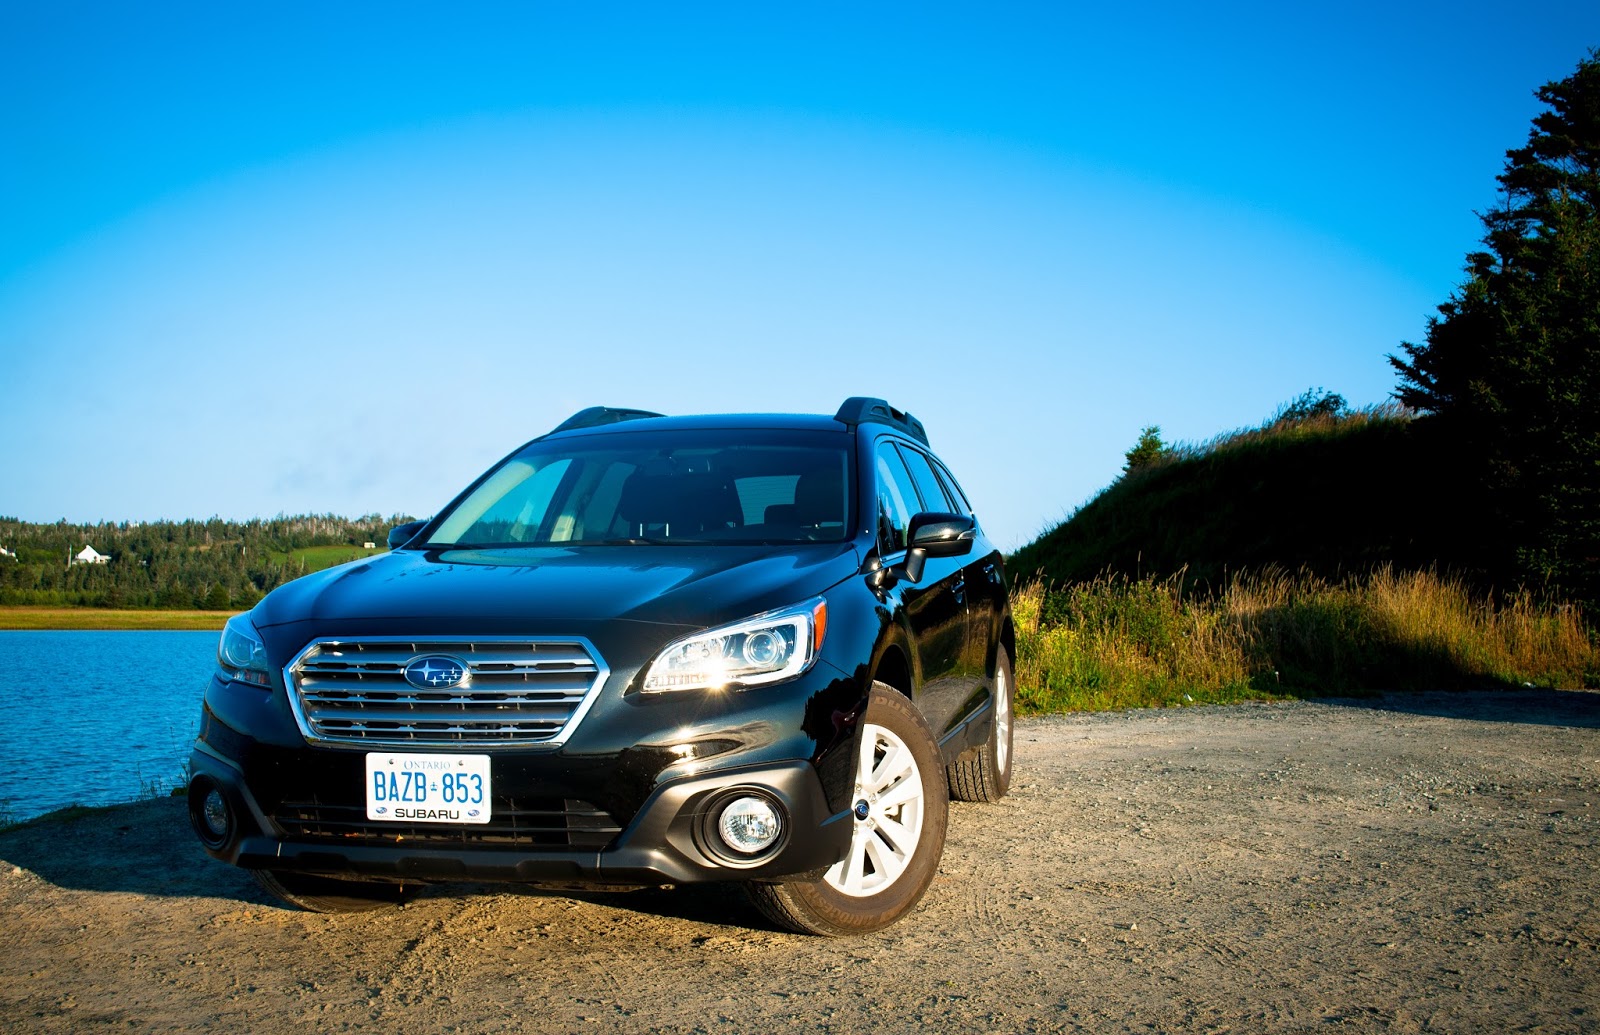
[285,637,608,748]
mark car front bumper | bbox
[188,732,854,887]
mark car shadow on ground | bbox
[0,797,265,901]
[483,881,781,932]
[1316,688,1600,729]
[0,796,785,930]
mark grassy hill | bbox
[1010,406,1492,591]
[1006,404,1597,708]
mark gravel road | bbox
[2,691,1596,1034]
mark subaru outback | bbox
[189,397,1014,935]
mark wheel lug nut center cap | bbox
[853,800,870,820]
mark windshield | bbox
[426,429,852,547]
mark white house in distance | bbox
[72,545,110,565]
[0,545,15,559]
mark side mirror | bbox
[896,512,977,584]
[387,519,429,550]
[907,512,977,557]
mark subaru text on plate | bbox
[189,398,1014,935]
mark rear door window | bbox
[897,445,956,513]
[931,458,973,516]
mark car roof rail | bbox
[833,397,929,445]
[550,406,665,435]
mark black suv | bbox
[189,398,1014,935]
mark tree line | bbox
[0,514,412,610]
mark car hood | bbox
[251,542,863,633]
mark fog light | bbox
[202,788,229,839]
[189,777,235,849]
[717,796,782,855]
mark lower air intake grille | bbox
[271,798,619,850]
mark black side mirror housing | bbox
[907,512,977,555]
[895,512,976,584]
[387,519,429,550]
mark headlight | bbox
[641,598,828,693]
[217,613,271,687]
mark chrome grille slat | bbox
[300,691,590,706]
[297,645,596,669]
[297,673,594,691]
[317,709,569,725]
[286,636,609,748]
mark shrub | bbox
[1011,567,1596,713]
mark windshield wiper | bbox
[522,536,719,546]
[593,536,716,545]
[425,538,721,548]
[424,541,560,549]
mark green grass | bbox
[1012,568,1598,713]
[266,544,385,570]
[0,802,115,835]
[0,607,234,630]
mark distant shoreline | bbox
[0,607,232,631]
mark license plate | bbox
[365,753,492,824]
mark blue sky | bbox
[2,3,1596,550]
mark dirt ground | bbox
[2,691,1596,1034]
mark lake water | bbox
[0,630,219,823]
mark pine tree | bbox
[1390,52,1600,602]
[1123,426,1167,475]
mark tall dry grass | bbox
[1012,567,1597,714]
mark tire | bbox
[253,869,418,913]
[946,646,1013,803]
[745,685,948,936]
